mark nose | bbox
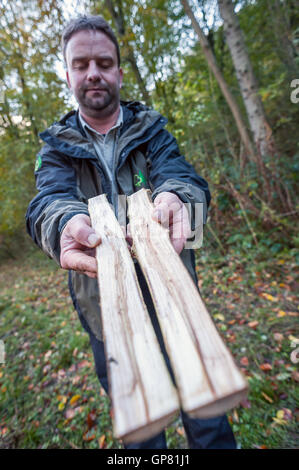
[86,60,101,82]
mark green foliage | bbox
[0,0,69,256]
[0,0,298,257]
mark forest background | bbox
[0,0,298,449]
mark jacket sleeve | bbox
[26,144,89,264]
[147,128,211,241]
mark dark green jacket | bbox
[26,101,211,340]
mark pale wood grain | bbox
[88,194,179,444]
[127,189,248,418]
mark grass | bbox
[0,239,298,449]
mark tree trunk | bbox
[104,0,152,106]
[180,0,255,162]
[218,0,276,159]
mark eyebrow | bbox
[71,55,114,65]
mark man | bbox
[26,15,236,449]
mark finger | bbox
[154,192,180,206]
[152,202,170,226]
[67,215,101,248]
[62,251,98,274]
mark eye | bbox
[73,61,87,70]
[100,60,113,69]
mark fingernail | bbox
[87,234,99,246]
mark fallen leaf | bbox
[273,333,284,342]
[260,363,272,371]
[232,409,239,423]
[287,311,298,317]
[87,409,97,430]
[58,402,66,411]
[83,430,96,442]
[214,314,225,321]
[277,310,286,317]
[70,394,81,406]
[78,360,92,369]
[248,320,259,329]
[65,409,75,420]
[272,418,286,426]
[261,392,273,403]
[240,398,251,409]
[176,427,185,436]
[240,357,249,366]
[261,293,278,302]
[98,435,106,448]
[291,371,299,382]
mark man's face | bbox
[66,30,123,118]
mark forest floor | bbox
[0,243,298,449]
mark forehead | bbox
[66,30,118,64]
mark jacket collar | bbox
[39,101,167,161]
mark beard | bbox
[75,81,120,117]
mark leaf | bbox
[261,293,278,302]
[273,333,284,342]
[291,370,299,382]
[214,314,225,321]
[248,320,259,329]
[240,398,251,409]
[83,430,96,442]
[98,434,106,448]
[176,427,185,436]
[240,357,249,366]
[261,392,273,403]
[277,310,286,317]
[259,363,272,371]
[78,360,92,369]
[70,394,81,406]
[65,409,75,420]
[87,409,97,430]
[58,402,65,411]
[232,409,239,423]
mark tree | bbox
[180,0,255,162]
[218,0,276,159]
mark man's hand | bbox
[60,214,101,278]
[152,192,191,254]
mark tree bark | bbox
[181,0,255,162]
[218,0,276,159]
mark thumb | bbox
[65,214,101,247]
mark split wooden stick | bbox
[88,194,179,444]
[127,189,248,418]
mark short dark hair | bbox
[61,15,120,66]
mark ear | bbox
[119,67,123,89]
[66,70,71,90]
